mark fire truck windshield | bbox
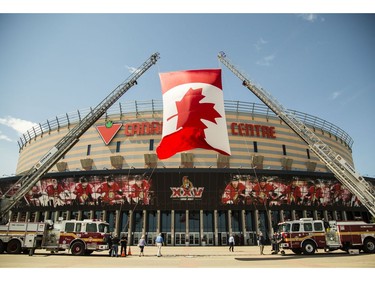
[278,223,291,233]
[98,223,110,233]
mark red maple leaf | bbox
[168,88,221,131]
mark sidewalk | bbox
[1,245,374,268]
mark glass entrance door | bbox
[175,232,186,246]
[219,232,228,245]
[202,232,214,245]
[189,232,200,245]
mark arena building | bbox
[0,99,373,246]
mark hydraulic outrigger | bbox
[0,52,160,222]
[218,51,375,218]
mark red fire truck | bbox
[277,218,375,255]
[0,218,110,255]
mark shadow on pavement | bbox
[235,252,371,261]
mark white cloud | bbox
[0,130,12,142]
[330,91,342,100]
[256,54,276,66]
[125,65,139,74]
[298,14,318,22]
[0,116,38,135]
[254,38,268,51]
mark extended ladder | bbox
[0,52,160,219]
[218,51,375,218]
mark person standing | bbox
[120,235,128,257]
[258,231,265,255]
[111,234,120,257]
[106,233,113,256]
[228,234,235,252]
[138,235,146,257]
[155,233,164,257]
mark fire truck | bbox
[277,218,375,255]
[0,218,110,255]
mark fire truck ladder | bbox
[0,52,160,220]
[218,51,375,218]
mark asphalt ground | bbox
[1,245,374,281]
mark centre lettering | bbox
[231,122,276,138]
[123,121,276,138]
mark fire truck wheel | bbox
[71,241,85,256]
[6,239,22,254]
[302,241,316,255]
[0,241,4,254]
[363,238,375,254]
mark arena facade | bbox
[0,100,373,246]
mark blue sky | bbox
[0,11,374,178]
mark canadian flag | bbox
[156,69,231,160]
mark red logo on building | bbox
[96,121,123,145]
[170,176,204,200]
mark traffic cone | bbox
[128,246,132,256]
[121,248,126,257]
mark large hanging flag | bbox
[156,69,231,159]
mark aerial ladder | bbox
[0,52,160,221]
[218,51,375,218]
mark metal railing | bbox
[18,100,353,150]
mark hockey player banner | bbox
[156,69,231,159]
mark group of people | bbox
[107,232,282,257]
[106,233,164,257]
[106,234,128,257]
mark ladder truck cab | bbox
[0,218,110,255]
[277,218,375,255]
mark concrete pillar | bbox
[291,210,296,220]
[115,210,121,236]
[241,210,246,234]
[54,211,59,222]
[15,212,21,222]
[280,210,285,222]
[101,210,106,222]
[63,211,69,220]
[267,210,273,236]
[89,210,94,220]
[241,210,246,245]
[142,210,147,236]
[332,211,338,220]
[323,210,328,221]
[302,210,307,218]
[34,211,40,222]
[228,209,232,235]
[313,210,318,220]
[185,210,189,245]
[128,210,133,245]
[25,211,30,222]
[200,210,204,244]
[214,210,218,246]
[156,210,161,234]
[342,211,347,221]
[171,210,175,246]
[254,210,259,234]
